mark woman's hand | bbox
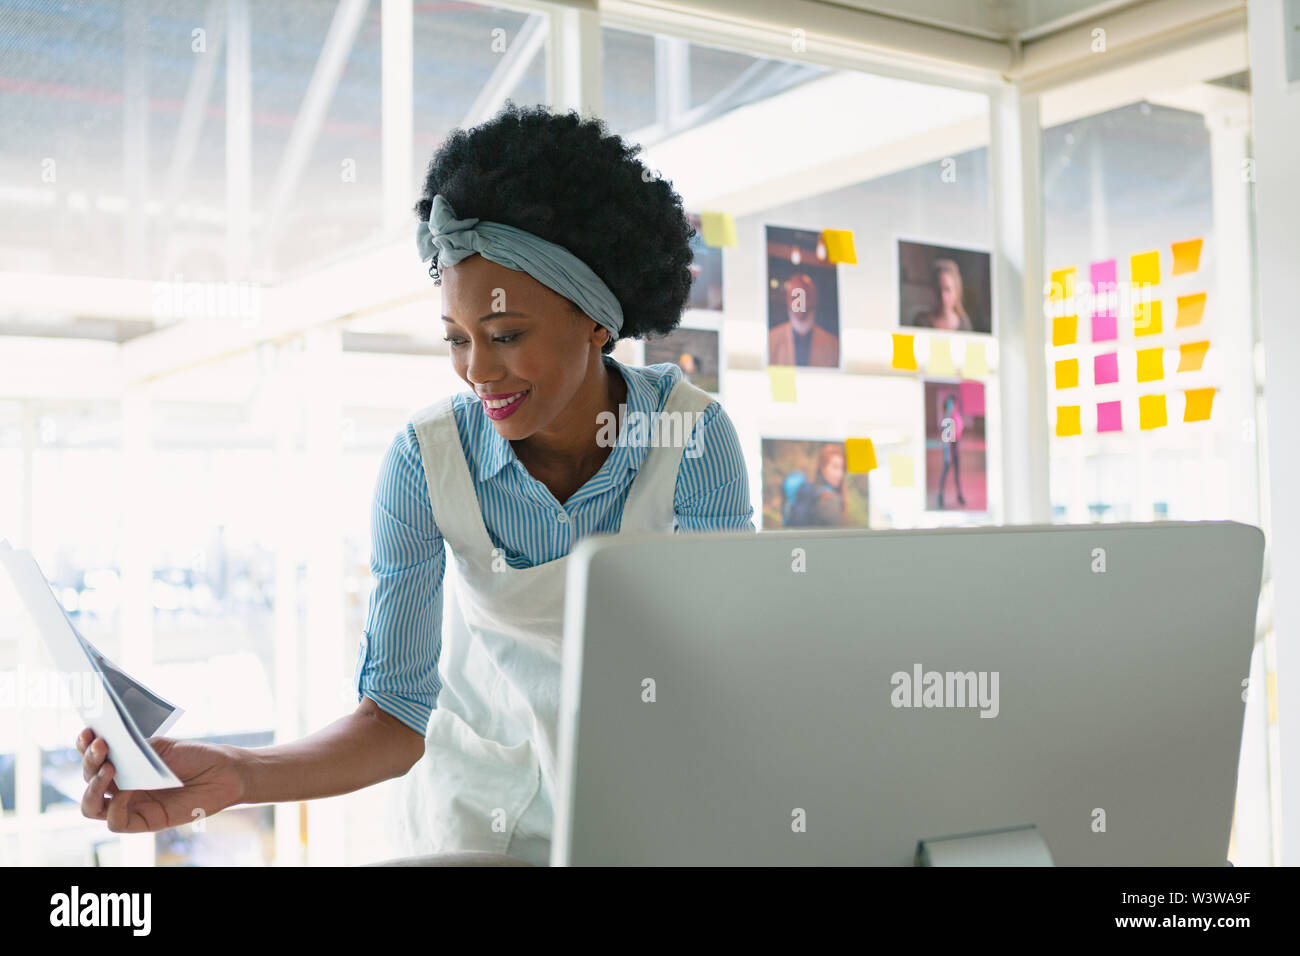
[76,728,246,833]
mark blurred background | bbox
[0,0,1284,865]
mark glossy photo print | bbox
[898,239,993,334]
[761,438,868,529]
[924,379,988,512]
[643,327,720,394]
[765,226,841,369]
[685,212,724,312]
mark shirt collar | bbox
[475,355,658,481]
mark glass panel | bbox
[1042,84,1275,864]
[607,30,993,529]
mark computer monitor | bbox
[552,522,1264,866]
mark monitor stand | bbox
[915,824,1056,866]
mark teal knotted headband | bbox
[417,194,624,343]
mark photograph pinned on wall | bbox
[644,326,721,394]
[923,379,988,512]
[765,226,841,369]
[761,438,868,530]
[685,212,724,312]
[898,239,993,335]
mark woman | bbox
[785,444,846,527]
[912,258,972,332]
[75,104,756,865]
[936,392,966,509]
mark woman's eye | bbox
[442,332,521,348]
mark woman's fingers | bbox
[81,736,108,783]
[80,759,115,820]
[75,727,93,755]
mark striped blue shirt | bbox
[355,355,755,735]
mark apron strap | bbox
[621,376,718,533]
[409,396,496,567]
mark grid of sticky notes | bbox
[1050,238,1213,436]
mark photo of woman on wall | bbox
[761,438,868,529]
[898,239,992,335]
[924,380,988,512]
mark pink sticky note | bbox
[1090,259,1117,296]
[1094,352,1119,385]
[959,380,985,417]
[1091,314,1118,342]
[1090,259,1118,342]
[1097,400,1123,433]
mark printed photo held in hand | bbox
[76,728,245,834]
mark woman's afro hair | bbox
[414,102,695,354]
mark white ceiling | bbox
[822,0,1145,41]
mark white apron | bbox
[388,374,716,865]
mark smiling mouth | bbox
[481,389,528,408]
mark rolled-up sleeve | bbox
[674,401,756,533]
[354,424,444,736]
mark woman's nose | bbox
[464,346,504,386]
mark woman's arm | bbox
[237,696,424,803]
[675,401,756,533]
[78,424,444,832]
[77,697,424,833]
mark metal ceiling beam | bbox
[260,0,370,255]
[122,0,150,277]
[165,0,225,218]
[462,13,547,128]
[1014,0,1245,92]
[381,0,413,232]
[226,0,251,279]
[654,35,690,130]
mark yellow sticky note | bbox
[1052,314,1077,346]
[962,340,989,378]
[1178,340,1209,372]
[889,454,914,487]
[1136,347,1164,383]
[845,438,877,473]
[1134,299,1162,336]
[891,333,917,371]
[1184,388,1215,422]
[927,337,956,376]
[767,365,796,402]
[822,229,857,264]
[1056,405,1081,437]
[1130,250,1161,287]
[1171,238,1203,275]
[699,211,738,248]
[1176,292,1206,328]
[1049,267,1077,302]
[1139,393,1167,430]
[1055,358,1079,389]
